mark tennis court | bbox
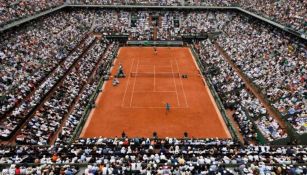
[121,58,188,109]
[81,47,231,138]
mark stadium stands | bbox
[0,0,64,27]
[69,0,306,35]
[55,41,118,145]
[0,8,305,143]
[195,39,288,144]
[217,15,306,135]
[1,138,307,174]
[0,11,95,140]
[239,0,306,35]
[0,2,306,174]
[1,1,305,34]
[69,0,237,6]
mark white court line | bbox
[153,65,156,92]
[139,58,174,60]
[138,64,172,67]
[175,58,189,107]
[123,106,189,109]
[137,64,153,67]
[129,59,139,107]
[129,71,179,74]
[121,58,135,107]
[133,91,177,93]
[171,61,180,106]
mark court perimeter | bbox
[80,47,231,138]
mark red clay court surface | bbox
[81,47,231,138]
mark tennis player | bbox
[166,102,170,114]
[154,47,157,55]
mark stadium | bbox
[0,0,306,174]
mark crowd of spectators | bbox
[70,0,183,6]
[55,41,119,144]
[157,11,177,40]
[239,0,306,35]
[1,1,305,36]
[217,15,306,135]
[13,35,97,145]
[94,10,164,40]
[91,10,126,34]
[69,0,238,6]
[0,7,306,174]
[1,8,305,145]
[0,138,306,174]
[92,10,234,40]
[0,35,92,140]
[92,10,150,40]
[0,0,64,27]
[0,164,79,175]
[196,39,287,143]
[130,11,152,40]
[13,36,118,145]
[156,11,234,40]
[68,0,306,35]
[0,10,95,140]
[180,11,234,34]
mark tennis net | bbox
[130,72,180,78]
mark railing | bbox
[189,45,239,143]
